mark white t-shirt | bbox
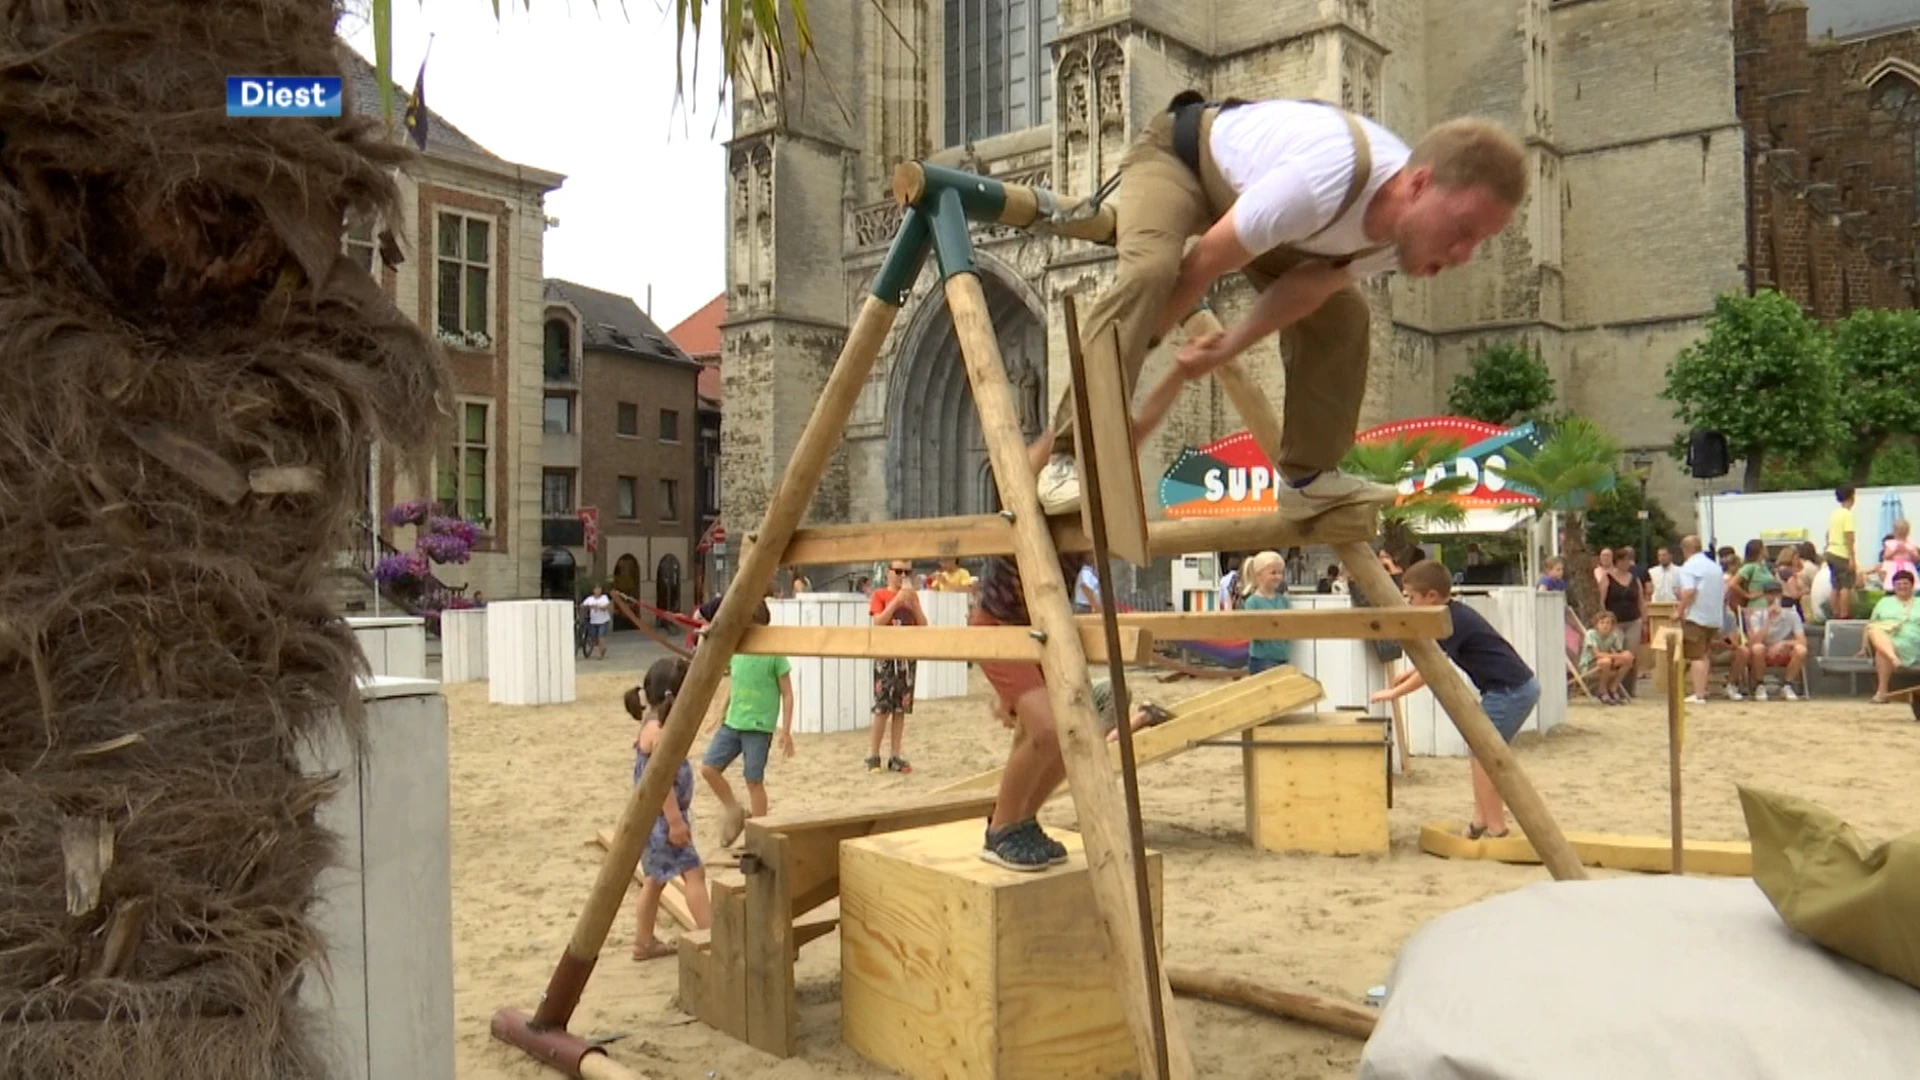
[583,594,612,625]
[1208,100,1411,279]
[1648,564,1681,603]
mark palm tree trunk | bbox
[1,5,443,1077]
[1563,516,1603,620]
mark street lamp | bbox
[1629,451,1655,556]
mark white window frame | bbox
[343,212,378,274]
[617,475,639,520]
[543,392,574,435]
[437,396,494,528]
[434,209,497,350]
[541,468,576,516]
[658,477,680,523]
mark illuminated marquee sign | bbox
[1158,416,1547,519]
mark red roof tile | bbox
[697,360,721,406]
[667,294,725,361]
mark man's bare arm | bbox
[1155,215,1255,343]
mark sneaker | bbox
[1033,822,1070,865]
[1754,686,1769,702]
[1684,694,1707,704]
[1275,470,1400,522]
[886,755,913,775]
[1782,685,1800,701]
[1726,686,1744,701]
[864,755,883,774]
[719,802,748,847]
[1037,453,1081,515]
[980,820,1054,873]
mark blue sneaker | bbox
[981,820,1054,872]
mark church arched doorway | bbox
[887,271,1045,521]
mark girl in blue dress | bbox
[628,657,712,960]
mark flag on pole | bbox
[401,41,431,151]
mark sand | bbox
[444,666,1920,1079]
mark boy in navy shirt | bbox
[1372,559,1541,840]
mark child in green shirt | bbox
[699,600,795,846]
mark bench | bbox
[1817,620,1920,697]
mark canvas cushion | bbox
[1740,785,1920,991]
[1358,876,1920,1080]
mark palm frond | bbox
[1499,416,1621,515]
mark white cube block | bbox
[439,609,487,685]
[769,595,873,734]
[347,616,427,680]
[485,600,576,705]
[914,590,971,701]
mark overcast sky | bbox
[342,1,730,331]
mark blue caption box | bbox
[226,76,343,118]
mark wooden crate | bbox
[1241,719,1390,856]
[840,819,1163,1080]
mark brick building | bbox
[665,293,727,602]
[541,280,703,613]
[340,52,566,606]
[1736,0,1919,316]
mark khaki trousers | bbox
[1051,107,1372,476]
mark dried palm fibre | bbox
[0,1,447,1077]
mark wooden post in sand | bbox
[1179,308,1589,883]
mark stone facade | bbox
[720,0,1757,582]
[1735,0,1918,318]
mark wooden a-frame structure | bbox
[491,161,1589,1080]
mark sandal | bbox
[1465,823,1511,840]
[631,938,675,962]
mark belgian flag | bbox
[401,54,429,152]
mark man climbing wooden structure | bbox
[489,161,1587,1080]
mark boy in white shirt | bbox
[1036,94,1528,522]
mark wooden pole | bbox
[1176,305,1586,882]
[1166,966,1378,1041]
[945,270,1195,1079]
[516,293,904,1031]
[1667,635,1685,875]
[1063,293,1170,1077]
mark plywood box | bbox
[1242,719,1390,856]
[840,819,1163,1080]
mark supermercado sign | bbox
[1158,416,1545,519]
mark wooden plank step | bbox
[1418,822,1753,877]
[735,623,1151,663]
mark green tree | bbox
[1663,290,1839,491]
[1447,341,1556,425]
[1832,308,1920,484]
[1339,435,1474,568]
[1584,479,1681,560]
[1498,418,1622,619]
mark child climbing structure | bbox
[489,162,1588,1080]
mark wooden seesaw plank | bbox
[938,666,1326,794]
[1418,822,1753,877]
[736,623,1151,664]
[776,502,1381,567]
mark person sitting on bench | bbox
[1032,93,1527,522]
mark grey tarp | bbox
[1359,876,1920,1080]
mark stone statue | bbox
[1008,350,1042,435]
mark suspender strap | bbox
[1304,108,1373,242]
[1169,92,1249,176]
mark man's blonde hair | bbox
[1408,118,1529,206]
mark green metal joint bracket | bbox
[928,188,976,280]
[870,206,933,305]
[907,162,1010,224]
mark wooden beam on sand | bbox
[776,503,1379,568]
[1086,607,1451,642]
[1418,823,1753,877]
[1167,967,1377,1041]
[735,623,1152,664]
